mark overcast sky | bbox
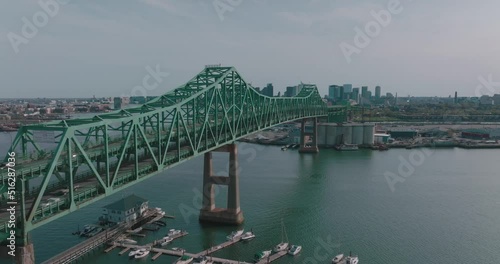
[1,0,499,98]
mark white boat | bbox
[193,256,209,264]
[226,229,244,240]
[241,231,255,241]
[155,207,166,216]
[134,248,150,259]
[168,229,182,236]
[127,227,143,234]
[128,249,140,258]
[274,242,289,252]
[119,238,137,244]
[288,245,302,256]
[254,250,272,261]
[160,236,173,246]
[346,256,359,264]
[175,255,193,264]
[273,219,289,252]
[333,252,358,264]
[332,254,344,263]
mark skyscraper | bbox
[375,86,381,99]
[329,85,342,99]
[285,86,298,97]
[328,85,336,99]
[361,86,368,99]
[261,83,274,97]
[352,88,360,102]
[343,84,352,100]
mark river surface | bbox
[1,132,500,264]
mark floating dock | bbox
[193,235,243,257]
[109,233,262,263]
[256,251,288,264]
[41,209,164,264]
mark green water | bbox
[20,143,500,263]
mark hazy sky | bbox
[1,0,499,98]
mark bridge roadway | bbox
[0,115,313,232]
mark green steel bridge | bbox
[0,66,346,261]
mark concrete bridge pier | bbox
[199,143,244,225]
[299,117,319,153]
[15,243,35,264]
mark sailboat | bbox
[273,219,289,252]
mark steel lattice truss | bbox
[0,66,329,243]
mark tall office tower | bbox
[328,85,336,99]
[367,91,372,99]
[352,88,360,102]
[261,83,274,97]
[375,86,381,99]
[361,86,368,99]
[343,84,352,99]
[286,86,298,97]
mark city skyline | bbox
[1,1,500,98]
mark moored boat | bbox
[254,250,272,261]
[332,254,344,263]
[346,256,359,264]
[168,229,182,236]
[127,227,143,234]
[128,249,140,258]
[273,219,289,252]
[288,245,302,255]
[175,255,193,264]
[193,256,209,264]
[226,229,244,240]
[119,238,137,244]
[241,231,255,241]
[134,248,150,259]
[160,236,173,246]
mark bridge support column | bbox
[199,143,244,225]
[15,243,35,264]
[299,118,319,153]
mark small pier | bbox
[105,227,295,264]
[118,247,131,255]
[193,235,243,257]
[41,209,164,264]
[256,251,288,264]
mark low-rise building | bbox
[100,194,148,225]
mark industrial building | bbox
[388,129,418,139]
[317,123,375,147]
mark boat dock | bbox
[256,251,288,264]
[115,245,253,264]
[193,235,243,257]
[108,234,260,263]
[41,209,165,264]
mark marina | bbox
[106,229,300,264]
